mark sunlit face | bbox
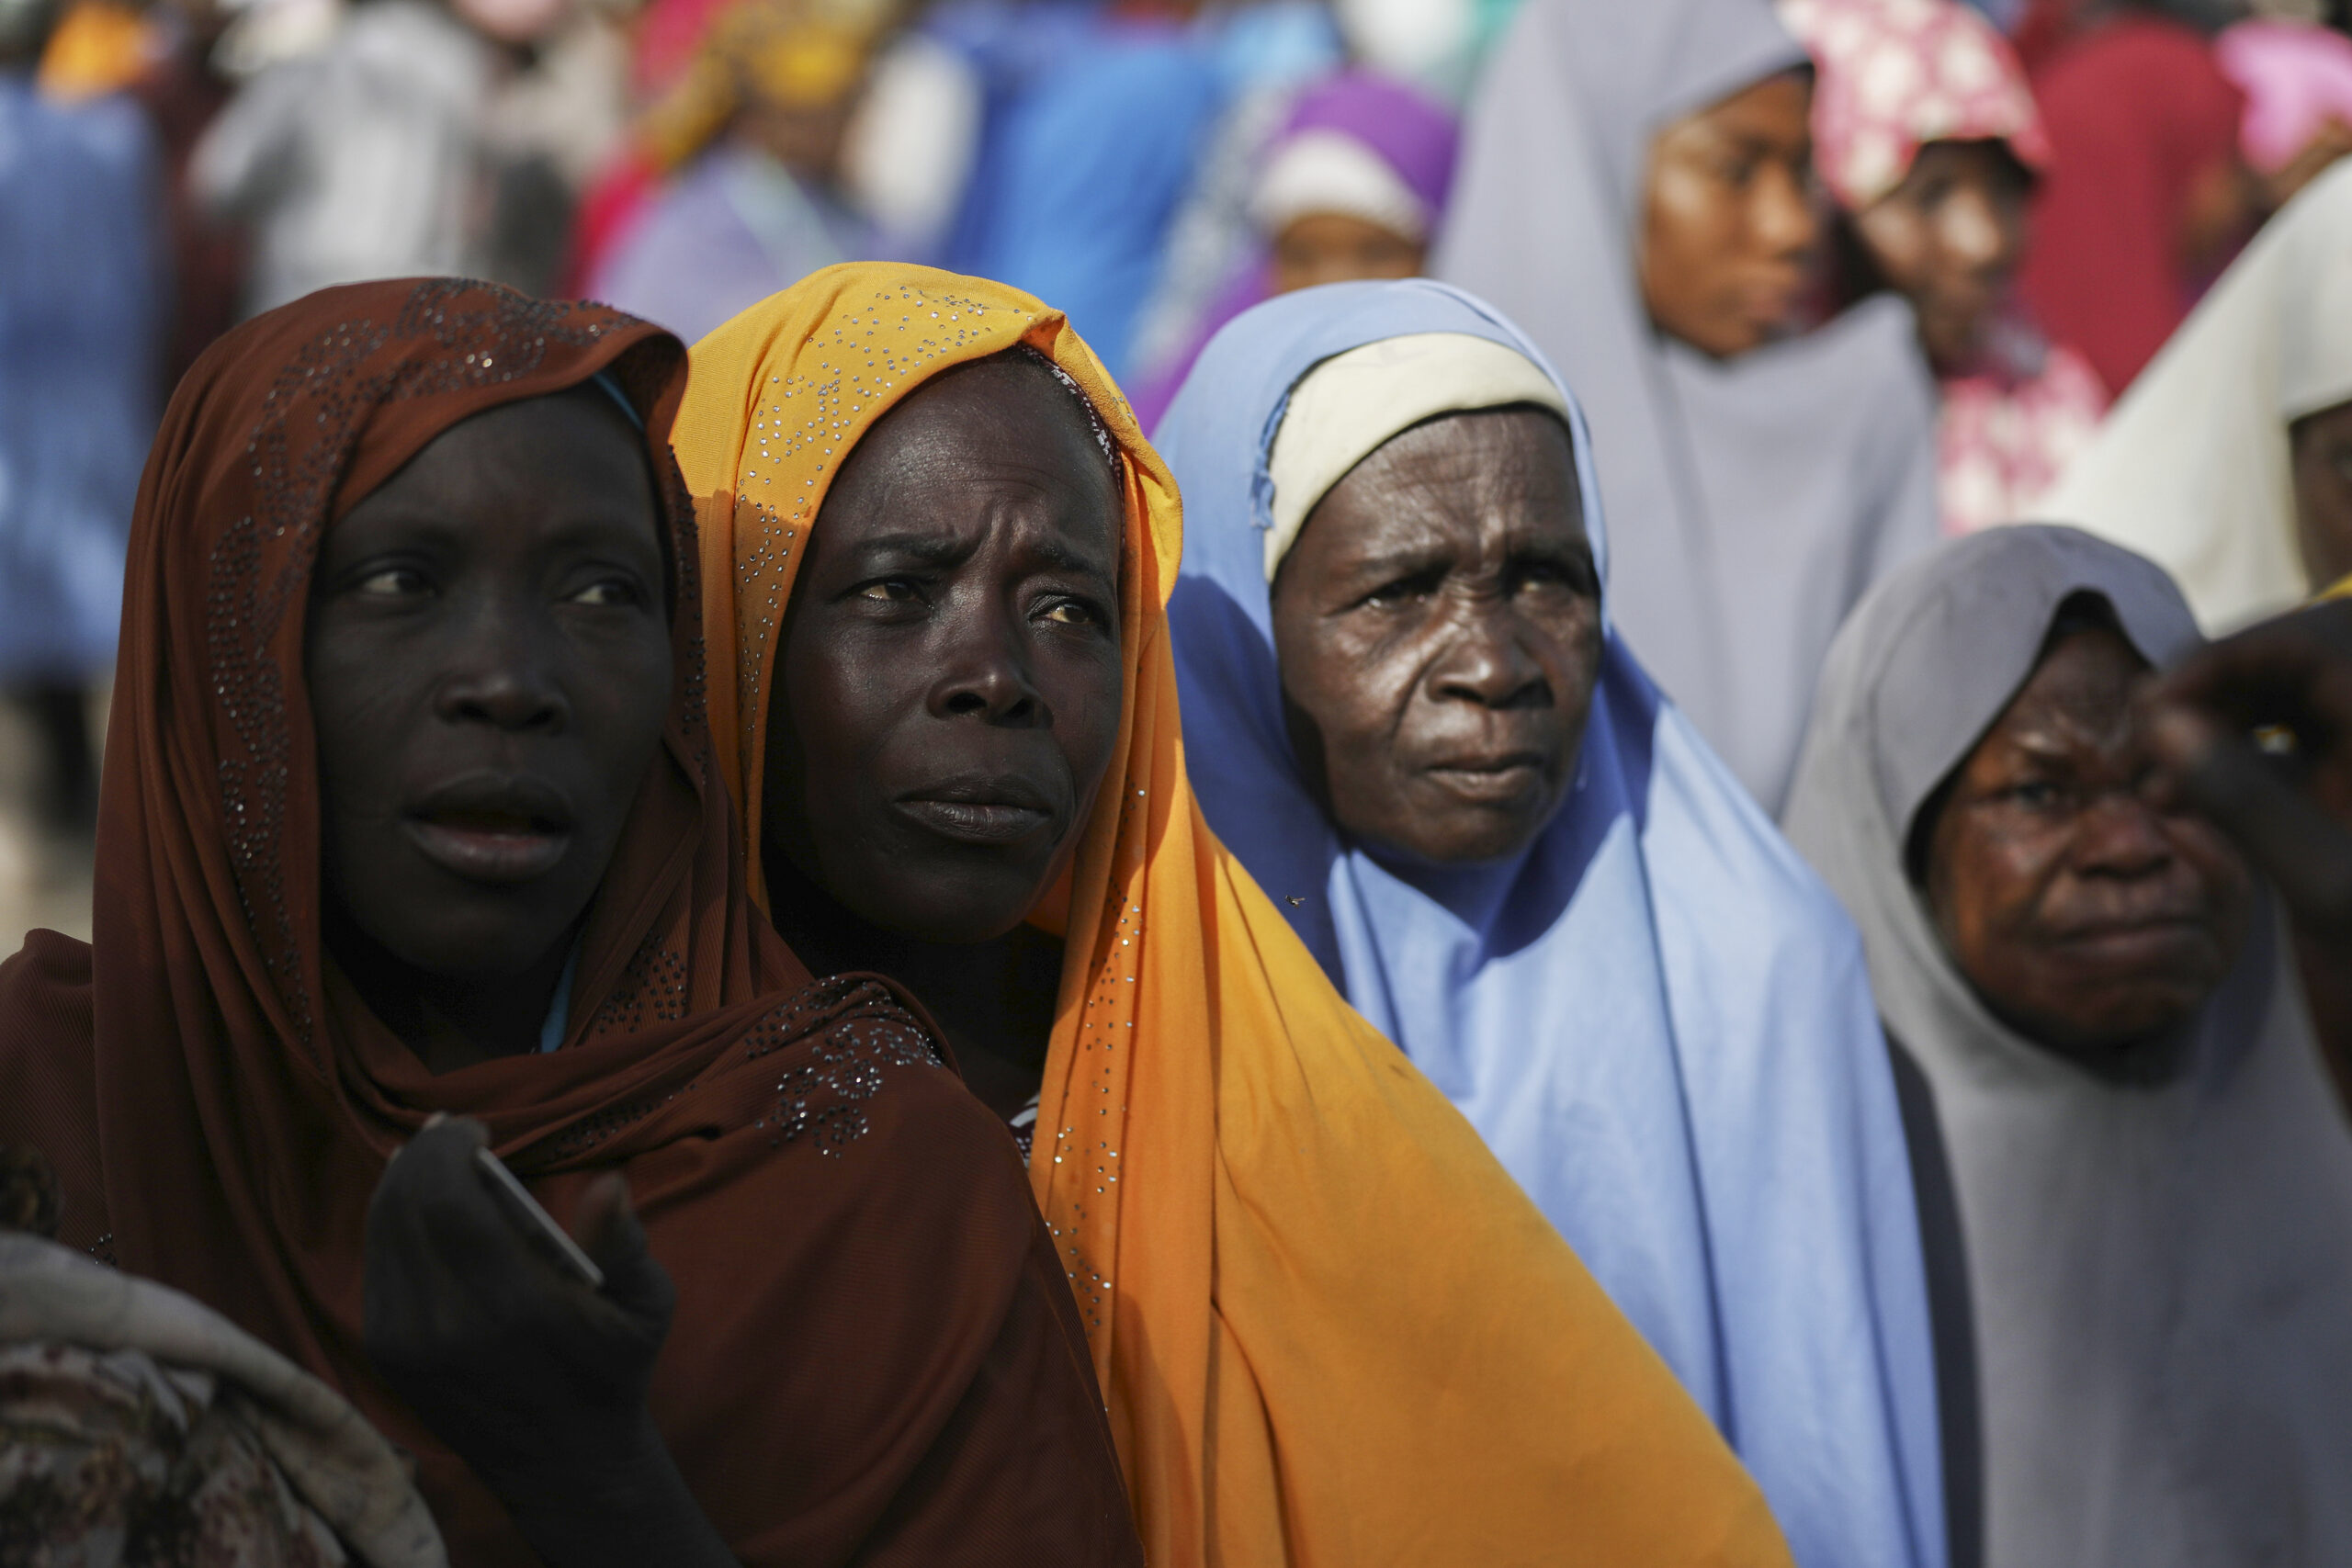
[1923,623,2254,1059]
[1641,70,1818,359]
[1271,211,1426,296]
[1850,139,2032,371]
[2290,398,2352,591]
[1270,407,1601,864]
[762,357,1125,945]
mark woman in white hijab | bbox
[2037,158,2352,631]
[1435,0,1940,811]
[1782,524,2352,1567]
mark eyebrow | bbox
[850,528,1117,592]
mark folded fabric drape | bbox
[0,276,1137,1566]
[675,260,1794,1568]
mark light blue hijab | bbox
[1157,279,1945,1568]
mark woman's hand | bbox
[363,1115,736,1568]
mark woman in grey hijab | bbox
[1435,0,1940,811]
[1782,524,2352,1567]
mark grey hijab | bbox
[1434,0,1940,811]
[1783,525,2352,1568]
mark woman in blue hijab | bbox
[1157,279,1945,1568]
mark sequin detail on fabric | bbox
[207,279,628,1063]
[760,978,944,1156]
[587,935,693,1036]
[1012,344,1122,477]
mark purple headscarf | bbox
[1130,69,1459,432]
[1276,68,1460,220]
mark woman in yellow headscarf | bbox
[673,261,1791,1567]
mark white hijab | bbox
[2036,158,2352,632]
[1434,0,1941,811]
[1783,524,2352,1568]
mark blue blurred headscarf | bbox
[1157,279,1946,1568]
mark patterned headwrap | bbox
[1781,0,2051,211]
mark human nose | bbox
[434,592,570,734]
[1754,157,1818,262]
[1428,595,1549,710]
[1942,184,2015,279]
[2074,790,2174,879]
[927,599,1045,725]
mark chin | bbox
[2028,980,2213,1064]
[388,924,572,981]
[843,875,1039,947]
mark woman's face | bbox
[763,357,1126,944]
[1271,212,1426,296]
[2290,397,2352,590]
[1924,624,2254,1057]
[1641,70,1818,359]
[306,385,673,984]
[1269,407,1601,864]
[1851,139,2031,372]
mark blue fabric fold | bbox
[1156,277,1947,1568]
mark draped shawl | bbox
[675,261,1794,1568]
[0,276,1138,1567]
[1782,524,2352,1567]
[2037,157,2352,632]
[1156,277,1943,1568]
[1433,0,1941,811]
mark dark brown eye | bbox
[356,567,430,597]
[568,578,641,608]
[1040,599,1100,626]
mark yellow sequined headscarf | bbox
[674,263,1792,1568]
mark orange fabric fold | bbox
[676,262,1794,1568]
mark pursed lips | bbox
[895,776,1062,847]
[1421,750,1550,805]
[2049,911,2210,960]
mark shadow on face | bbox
[2291,397,2352,591]
[1269,407,1600,865]
[1271,212,1426,296]
[1641,69,1817,360]
[1849,139,2032,373]
[307,384,673,999]
[762,355,1125,946]
[1918,609,2254,1062]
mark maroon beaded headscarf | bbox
[0,278,1136,1565]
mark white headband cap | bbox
[1263,331,1572,581]
[1249,129,1431,246]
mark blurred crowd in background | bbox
[8,0,2352,942]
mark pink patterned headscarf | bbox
[1781,0,2052,212]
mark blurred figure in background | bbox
[1130,67,1456,429]
[2013,0,2348,397]
[192,0,624,313]
[2037,159,2352,630]
[1438,0,1940,813]
[0,0,159,839]
[946,0,1226,378]
[2218,1,2352,194]
[1784,0,2108,535]
[587,0,895,344]
[191,0,494,314]
[119,0,248,389]
[1116,0,1340,400]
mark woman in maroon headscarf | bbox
[0,276,1138,1568]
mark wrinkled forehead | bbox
[804,353,1127,577]
[1858,528,2203,837]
